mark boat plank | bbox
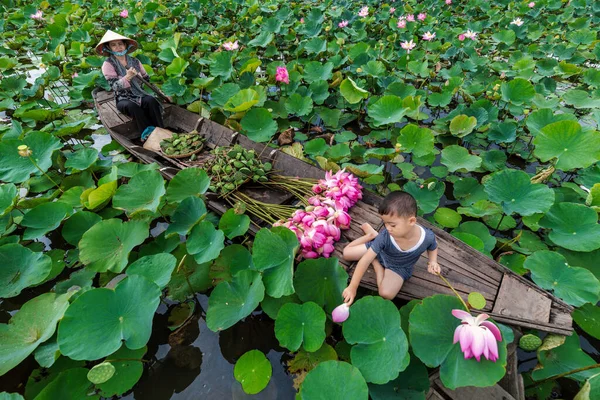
[430,371,516,400]
[493,274,552,323]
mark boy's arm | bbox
[342,248,377,305]
[427,247,441,274]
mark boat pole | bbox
[134,76,173,104]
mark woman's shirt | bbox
[101,57,149,105]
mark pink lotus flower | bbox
[275,66,289,84]
[120,9,128,18]
[417,13,427,21]
[330,210,351,229]
[358,6,369,17]
[528,2,535,7]
[464,30,478,40]
[72,72,79,78]
[406,14,415,22]
[458,34,466,41]
[31,10,43,20]
[332,303,350,323]
[223,40,239,51]
[397,18,407,28]
[401,40,416,53]
[452,310,502,362]
[390,7,396,13]
[446,0,452,4]
[338,20,349,28]
[300,17,305,23]
[422,31,436,41]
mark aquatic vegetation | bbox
[452,309,502,362]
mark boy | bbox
[342,191,440,306]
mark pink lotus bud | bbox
[302,249,319,259]
[397,18,406,29]
[406,14,415,22]
[390,7,396,13]
[332,303,350,323]
[417,13,426,21]
[458,34,466,41]
[528,2,535,7]
[275,66,290,84]
[312,184,323,194]
[120,9,129,18]
[300,17,305,23]
[446,0,452,4]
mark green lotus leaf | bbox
[234,350,272,395]
[81,180,117,211]
[210,83,241,109]
[573,303,600,340]
[288,343,338,374]
[294,257,348,313]
[575,372,600,400]
[452,232,485,253]
[299,361,368,400]
[261,227,299,298]
[367,95,408,127]
[362,60,386,77]
[20,201,71,240]
[457,199,502,218]
[165,57,189,76]
[58,275,160,361]
[285,93,313,116]
[492,29,516,45]
[441,145,482,172]
[112,170,166,216]
[343,296,409,384]
[61,211,101,246]
[219,208,250,239]
[0,243,52,298]
[0,184,17,217]
[64,148,98,171]
[210,51,233,80]
[0,292,71,376]
[453,177,488,206]
[87,361,115,384]
[468,292,487,310]
[187,220,225,264]
[96,346,146,397]
[501,78,535,105]
[533,121,600,171]
[248,31,274,48]
[126,253,177,288]
[479,150,507,172]
[539,203,600,252]
[34,336,60,368]
[240,108,278,143]
[396,124,435,157]
[0,393,24,400]
[434,208,462,228]
[116,162,159,178]
[340,77,369,104]
[403,181,445,214]
[483,169,555,216]
[368,356,430,400]
[165,196,207,236]
[261,293,301,320]
[308,80,330,105]
[563,90,600,109]
[523,251,600,306]
[224,88,259,112]
[449,115,477,138]
[583,69,600,89]
[166,244,212,301]
[316,107,341,128]
[452,221,496,254]
[305,138,327,156]
[165,167,210,203]
[210,244,254,284]
[34,368,98,400]
[206,269,265,332]
[488,121,517,143]
[499,253,528,275]
[252,227,293,271]
[0,131,62,183]
[303,61,333,83]
[526,109,577,137]
[79,219,149,273]
[275,302,325,352]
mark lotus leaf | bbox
[294,257,348,313]
[166,57,189,76]
[396,124,435,157]
[34,337,60,368]
[575,373,600,400]
[453,177,488,206]
[299,361,368,400]
[187,220,225,264]
[64,148,98,171]
[539,203,600,252]
[261,227,299,298]
[0,131,62,183]
[116,162,159,178]
[218,208,250,239]
[479,150,507,172]
[533,120,600,171]
[0,243,52,298]
[0,292,71,376]
[285,93,313,116]
[165,167,210,203]
[483,169,555,216]
[343,296,409,384]
[112,170,165,216]
[166,244,212,301]
[573,303,600,340]
[0,393,23,400]
[523,251,600,306]
[367,95,407,127]
[368,356,430,400]
[0,184,17,217]
[81,181,117,211]
[126,253,176,288]
[234,350,272,395]
[449,115,477,138]
[34,368,98,400]
[210,244,254,283]
[224,88,260,112]
[526,109,577,136]
[488,121,517,143]
[20,200,71,240]
[275,302,326,352]
[288,343,338,374]
[240,108,278,142]
[61,211,101,245]
[441,145,482,173]
[165,196,207,236]
[210,52,233,79]
[403,181,445,214]
[340,77,369,104]
[206,269,265,332]
[93,346,146,397]
[501,78,535,105]
[434,208,462,228]
[58,275,160,360]
[79,219,149,273]
[499,253,528,275]
[492,30,516,45]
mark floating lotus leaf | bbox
[0,243,52,298]
[285,93,313,116]
[34,368,98,400]
[452,232,485,253]
[34,337,60,368]
[403,181,445,214]
[523,251,600,306]
[79,219,148,273]
[449,115,477,138]
[58,275,160,361]
[575,373,600,400]
[275,302,326,352]
[186,220,225,264]
[526,109,577,136]
[165,57,189,76]
[396,124,435,157]
[488,121,517,143]
[20,200,71,240]
[224,88,260,112]
[0,393,23,400]
[0,131,62,183]
[240,108,278,142]
[441,145,482,173]
[288,343,338,374]
[468,292,487,310]
[64,148,98,171]
[451,222,495,255]
[218,208,250,239]
[206,269,265,332]
[87,362,115,384]
[116,162,159,178]
[0,292,71,376]
[81,181,117,211]
[563,90,600,109]
[367,95,407,127]
[166,244,212,301]
[299,361,368,400]
[501,78,535,105]
[165,167,210,203]
[234,350,272,395]
[434,208,462,228]
[303,61,333,83]
[533,120,600,171]
[453,177,488,206]
[261,294,301,320]
[573,303,600,340]
[343,296,409,384]
[248,31,274,48]
[61,211,102,245]
[340,77,369,104]
[96,346,146,397]
[483,169,555,216]
[210,52,233,79]
[492,29,516,45]
[294,257,348,314]
[252,227,293,271]
[499,253,528,275]
[126,253,177,288]
[479,150,507,172]
[368,356,430,400]
[165,196,207,236]
[0,184,17,217]
[261,227,299,298]
[539,203,600,252]
[112,170,166,216]
[409,295,507,389]
[210,244,254,284]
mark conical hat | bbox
[95,30,139,56]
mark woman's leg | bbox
[342,223,379,261]
[117,99,151,135]
[141,95,164,128]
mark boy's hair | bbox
[379,191,417,218]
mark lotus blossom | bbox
[422,31,436,41]
[332,303,350,323]
[358,6,369,17]
[452,310,502,362]
[72,72,79,78]
[390,7,396,13]
[120,9,128,18]
[446,0,452,4]
[458,34,466,41]
[463,30,478,40]
[401,40,416,53]
[275,66,289,84]
[300,17,305,23]
[417,13,427,21]
[223,40,239,51]
[510,18,524,26]
[406,14,415,22]
[528,2,535,7]
[31,10,43,20]
[397,18,407,28]
[338,20,349,28]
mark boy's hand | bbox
[342,286,357,306]
[427,261,441,275]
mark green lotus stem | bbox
[525,363,600,389]
[176,254,196,296]
[26,155,64,193]
[436,272,470,312]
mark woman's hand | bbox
[125,67,137,81]
[342,285,357,306]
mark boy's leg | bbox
[377,268,404,300]
[342,223,378,261]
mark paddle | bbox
[134,75,173,104]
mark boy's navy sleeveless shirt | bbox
[365,226,437,280]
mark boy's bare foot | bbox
[361,223,378,239]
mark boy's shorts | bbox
[365,241,414,281]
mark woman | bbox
[95,30,165,137]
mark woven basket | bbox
[161,143,205,159]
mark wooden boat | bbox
[93,89,574,336]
